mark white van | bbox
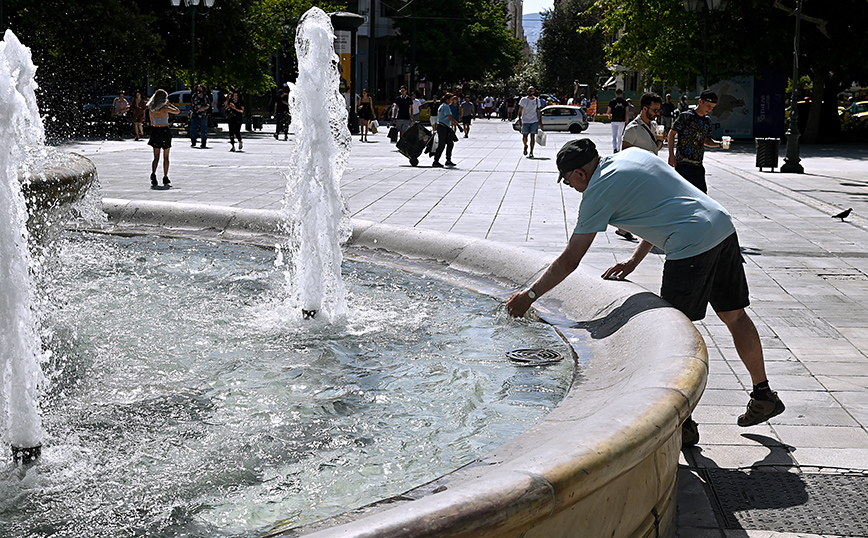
[166,90,224,122]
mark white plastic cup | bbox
[656,124,665,136]
[722,136,732,149]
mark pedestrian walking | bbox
[431,93,460,168]
[145,89,180,188]
[606,88,629,152]
[517,86,543,158]
[111,91,129,138]
[506,139,786,447]
[130,90,147,141]
[460,95,474,137]
[449,96,460,133]
[411,91,423,123]
[660,93,676,134]
[226,90,244,152]
[190,84,211,148]
[273,87,290,141]
[667,89,727,192]
[622,92,664,155]
[357,88,374,142]
[392,85,413,137]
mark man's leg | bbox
[190,117,199,146]
[522,133,529,155]
[717,308,767,385]
[675,163,707,193]
[433,124,447,165]
[721,307,785,427]
[200,117,208,146]
[611,122,619,152]
[614,122,625,151]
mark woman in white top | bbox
[146,89,180,188]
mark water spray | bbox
[0,30,47,464]
[281,7,353,323]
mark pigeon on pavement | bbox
[832,208,853,221]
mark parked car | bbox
[167,90,225,123]
[540,105,588,133]
[82,95,119,121]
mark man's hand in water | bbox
[506,290,533,318]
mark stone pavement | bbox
[60,120,868,538]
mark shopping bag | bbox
[429,132,439,155]
[369,120,378,134]
[388,126,398,142]
[512,118,521,132]
[536,130,547,147]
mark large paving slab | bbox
[60,119,868,538]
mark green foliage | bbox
[535,0,605,95]
[391,0,524,89]
[6,0,162,136]
[590,0,792,88]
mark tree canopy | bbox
[4,0,340,137]
[590,0,868,140]
[391,0,524,91]
[535,0,605,96]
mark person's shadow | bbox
[536,291,670,339]
[684,433,810,533]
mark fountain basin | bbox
[21,149,97,240]
[100,198,708,538]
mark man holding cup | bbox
[622,92,664,155]
[667,89,728,193]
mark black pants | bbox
[434,123,453,163]
[675,163,706,193]
[228,116,243,143]
[276,112,289,135]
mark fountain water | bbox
[280,7,353,322]
[0,30,47,464]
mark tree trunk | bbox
[803,68,824,144]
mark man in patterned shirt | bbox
[667,89,727,193]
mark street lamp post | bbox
[683,0,728,89]
[780,0,804,174]
[169,0,216,82]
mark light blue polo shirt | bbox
[573,147,735,260]
[436,103,454,126]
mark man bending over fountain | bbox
[506,139,785,447]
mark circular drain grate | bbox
[506,348,564,366]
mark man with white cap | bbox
[506,139,785,446]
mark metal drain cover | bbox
[705,469,868,536]
[505,348,564,366]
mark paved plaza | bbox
[62,120,868,538]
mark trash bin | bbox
[755,138,780,171]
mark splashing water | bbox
[280,7,353,323]
[0,30,46,459]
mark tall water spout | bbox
[281,7,353,322]
[0,30,46,464]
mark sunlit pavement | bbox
[62,121,868,538]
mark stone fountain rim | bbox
[97,198,708,538]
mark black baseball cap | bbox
[699,89,718,103]
[556,139,598,183]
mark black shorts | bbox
[660,232,749,321]
[148,127,172,149]
[462,116,472,125]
